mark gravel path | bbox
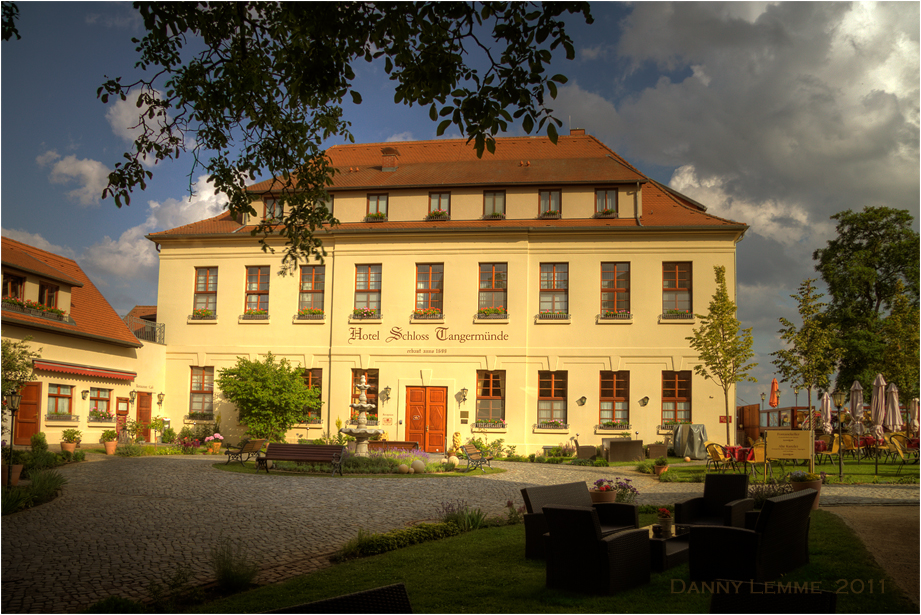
[1,455,917,613]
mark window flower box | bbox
[661,311,693,319]
[352,308,380,319]
[535,421,569,430]
[601,311,632,320]
[88,408,116,423]
[594,209,617,218]
[190,309,216,320]
[412,308,442,319]
[297,416,322,425]
[241,309,269,320]
[539,210,561,219]
[473,420,506,429]
[597,423,631,431]
[484,212,506,220]
[2,297,70,322]
[185,412,215,421]
[477,307,508,318]
[45,413,80,422]
[538,311,570,320]
[426,210,449,221]
[658,422,691,430]
[296,312,324,320]
[364,213,387,222]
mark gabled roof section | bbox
[247,134,648,193]
[1,237,142,348]
[2,242,84,288]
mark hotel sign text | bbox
[348,326,509,345]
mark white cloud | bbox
[580,45,606,61]
[386,131,414,142]
[0,228,76,259]
[46,155,110,207]
[105,89,176,166]
[36,150,60,167]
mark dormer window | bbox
[2,273,24,299]
[367,194,388,217]
[539,189,561,216]
[39,283,59,308]
[596,189,617,215]
[264,198,282,222]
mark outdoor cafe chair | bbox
[887,435,909,475]
[705,443,737,473]
[840,434,861,464]
[748,442,774,479]
[815,435,840,466]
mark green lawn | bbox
[662,455,919,484]
[189,510,915,614]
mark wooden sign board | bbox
[765,430,813,459]
[719,416,731,423]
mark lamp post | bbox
[832,390,847,481]
[5,389,22,489]
[760,392,765,411]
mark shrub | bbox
[334,522,462,561]
[569,458,593,466]
[528,453,536,462]
[534,455,547,463]
[161,426,177,444]
[436,500,488,531]
[72,450,86,462]
[635,460,654,474]
[593,458,609,467]
[25,450,60,475]
[210,538,260,593]
[27,469,68,504]
[117,443,144,457]
[30,432,48,453]
[2,487,33,515]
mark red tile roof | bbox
[150,134,745,238]
[125,305,157,321]
[1,237,142,348]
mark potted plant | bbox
[242,308,268,319]
[653,455,669,476]
[365,211,387,222]
[1,440,24,487]
[297,307,324,320]
[786,471,823,511]
[484,211,505,219]
[657,507,673,536]
[191,307,215,320]
[352,307,379,319]
[477,306,508,318]
[60,428,82,453]
[427,208,449,220]
[588,477,639,504]
[412,307,442,319]
[204,433,224,454]
[100,429,118,455]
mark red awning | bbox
[33,360,136,382]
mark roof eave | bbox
[1,315,143,348]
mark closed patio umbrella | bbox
[870,374,887,441]
[883,382,903,432]
[820,392,833,434]
[910,398,919,436]
[849,380,865,437]
[769,378,779,408]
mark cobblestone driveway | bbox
[2,455,917,613]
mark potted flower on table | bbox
[657,507,673,536]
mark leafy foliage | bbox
[94,2,592,266]
[812,207,920,401]
[2,336,41,399]
[686,265,757,443]
[216,353,320,441]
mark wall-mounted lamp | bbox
[129,390,137,403]
[459,387,468,403]
[639,396,649,407]
[157,392,166,407]
[576,396,587,406]
[380,386,391,402]
[81,390,89,400]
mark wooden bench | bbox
[224,438,267,466]
[256,443,346,476]
[367,440,420,452]
[460,443,493,472]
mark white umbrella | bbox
[820,392,834,433]
[849,380,864,432]
[870,374,887,441]
[910,398,919,435]
[883,382,903,432]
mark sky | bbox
[2,2,919,410]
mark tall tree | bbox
[771,279,841,470]
[89,2,593,266]
[813,206,920,396]
[2,337,40,398]
[877,280,920,404]
[686,266,757,444]
[215,353,320,441]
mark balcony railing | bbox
[122,314,166,344]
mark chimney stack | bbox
[570,128,585,136]
[381,146,400,172]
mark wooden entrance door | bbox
[406,387,447,453]
[137,392,152,441]
[116,397,130,442]
[13,382,41,445]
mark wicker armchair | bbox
[542,505,650,594]
[521,481,639,559]
[689,489,816,583]
[675,473,753,528]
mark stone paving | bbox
[1,454,918,614]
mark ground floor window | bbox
[600,371,629,424]
[662,371,691,423]
[47,384,72,414]
[190,367,214,415]
[476,371,505,421]
[89,388,111,419]
[538,371,567,423]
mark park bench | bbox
[224,438,267,466]
[256,443,347,476]
[460,443,493,472]
[367,440,420,452]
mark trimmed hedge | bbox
[334,522,463,561]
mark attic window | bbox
[2,273,25,299]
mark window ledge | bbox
[535,314,571,324]
[411,316,445,324]
[349,316,382,325]
[473,316,509,324]
[659,314,696,324]
[534,428,571,435]
[594,427,633,436]
[239,315,271,324]
[292,315,326,324]
[188,316,218,324]
[597,314,632,324]
[45,414,80,423]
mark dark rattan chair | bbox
[675,473,753,528]
[542,505,650,594]
[265,583,412,614]
[689,488,816,583]
[521,481,639,559]
[709,579,836,613]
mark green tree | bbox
[771,279,841,470]
[90,2,592,266]
[877,280,920,404]
[686,266,757,444]
[813,206,920,396]
[2,337,40,398]
[215,353,320,441]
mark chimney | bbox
[570,128,585,136]
[381,146,400,172]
